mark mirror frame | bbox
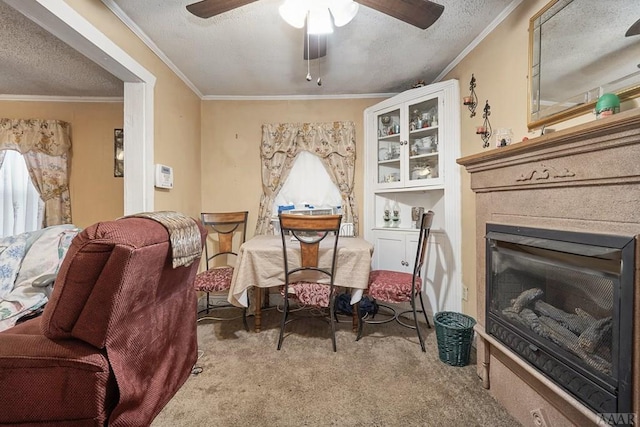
[527,0,640,130]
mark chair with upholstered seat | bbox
[357,210,435,352]
[194,211,249,330]
[277,213,342,351]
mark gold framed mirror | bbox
[528,0,640,130]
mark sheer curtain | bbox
[272,150,342,212]
[0,150,44,237]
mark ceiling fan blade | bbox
[626,18,640,37]
[186,0,258,19]
[357,0,444,30]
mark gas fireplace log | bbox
[501,307,527,326]
[533,300,595,334]
[502,307,543,332]
[510,288,544,313]
[501,307,613,374]
[519,308,551,338]
[538,316,579,346]
[575,308,596,323]
[502,307,552,339]
[578,316,612,353]
[570,344,612,375]
[538,316,612,375]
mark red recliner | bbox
[0,216,206,426]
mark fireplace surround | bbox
[458,109,640,426]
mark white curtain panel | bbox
[0,150,44,237]
[273,150,342,212]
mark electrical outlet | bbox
[530,408,549,427]
[462,286,469,301]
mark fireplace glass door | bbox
[485,224,634,414]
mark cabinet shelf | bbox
[373,184,445,193]
[409,152,438,160]
[378,158,400,165]
[410,126,438,135]
[378,134,400,140]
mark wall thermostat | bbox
[154,164,173,189]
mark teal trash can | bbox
[434,311,476,367]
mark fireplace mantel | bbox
[458,108,640,427]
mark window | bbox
[273,150,342,214]
[0,150,44,237]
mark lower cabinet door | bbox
[373,231,411,273]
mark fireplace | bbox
[458,110,640,425]
[486,224,634,415]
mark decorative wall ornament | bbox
[476,101,492,148]
[114,129,124,178]
[462,74,478,118]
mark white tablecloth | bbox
[228,235,374,307]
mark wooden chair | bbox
[194,211,249,330]
[357,210,435,351]
[277,213,342,351]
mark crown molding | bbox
[433,0,524,83]
[0,94,124,103]
[202,93,396,101]
[100,0,203,98]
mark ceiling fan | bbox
[186,0,445,59]
[626,18,640,37]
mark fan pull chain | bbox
[316,36,322,86]
[305,28,312,81]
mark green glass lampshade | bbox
[595,93,621,113]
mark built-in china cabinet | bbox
[364,79,462,314]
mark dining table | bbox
[227,234,374,332]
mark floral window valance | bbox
[260,121,356,160]
[0,119,71,156]
[256,121,359,236]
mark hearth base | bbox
[476,325,600,426]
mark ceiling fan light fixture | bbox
[329,0,358,27]
[307,8,334,34]
[279,0,358,33]
[278,0,308,29]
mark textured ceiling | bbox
[0,0,516,98]
[109,0,514,97]
[0,1,123,97]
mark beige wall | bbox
[440,0,533,318]
[65,0,202,219]
[443,0,640,318]
[0,101,124,228]
[443,0,554,319]
[200,98,385,237]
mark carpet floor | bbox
[152,307,522,426]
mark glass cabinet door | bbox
[376,108,401,185]
[406,96,440,185]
